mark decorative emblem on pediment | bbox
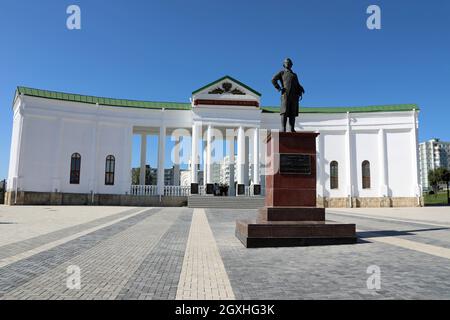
[230,88,245,95]
[208,82,246,95]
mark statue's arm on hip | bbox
[271,71,285,94]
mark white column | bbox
[191,124,199,184]
[411,109,421,198]
[52,117,63,192]
[237,126,245,185]
[89,120,100,199]
[317,133,325,198]
[345,112,353,207]
[123,125,133,194]
[228,130,236,197]
[206,124,213,184]
[244,136,249,186]
[260,129,268,195]
[140,134,147,185]
[378,129,388,196]
[157,126,166,195]
[13,105,26,196]
[202,146,207,186]
[173,136,181,186]
[252,128,260,185]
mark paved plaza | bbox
[0,205,449,300]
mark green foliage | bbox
[428,167,450,192]
[424,192,448,206]
[131,167,156,185]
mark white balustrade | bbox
[131,185,191,197]
[130,185,158,196]
[130,185,264,197]
[164,185,191,197]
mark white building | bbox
[220,156,233,185]
[419,139,450,191]
[6,76,421,207]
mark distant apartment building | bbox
[220,156,234,185]
[132,165,177,186]
[164,168,174,186]
[419,139,450,191]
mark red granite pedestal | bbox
[236,132,357,248]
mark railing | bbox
[131,185,191,196]
[130,185,265,197]
[130,185,158,196]
[164,185,191,197]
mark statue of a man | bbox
[271,58,305,132]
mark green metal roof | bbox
[261,104,419,114]
[15,86,418,114]
[191,75,262,97]
[15,86,191,110]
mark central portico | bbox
[134,75,265,197]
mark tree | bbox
[444,169,450,205]
[131,166,156,185]
[428,169,438,193]
[131,168,140,185]
[428,167,450,204]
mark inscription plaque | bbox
[280,154,311,175]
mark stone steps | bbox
[188,196,265,209]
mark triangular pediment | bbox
[192,76,261,97]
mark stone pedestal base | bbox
[235,132,356,248]
[257,207,325,221]
[236,206,356,248]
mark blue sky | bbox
[1,0,449,179]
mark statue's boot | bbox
[281,115,288,132]
[289,117,296,132]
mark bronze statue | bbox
[272,58,305,132]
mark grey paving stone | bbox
[0,207,143,260]
[327,212,450,249]
[0,208,161,297]
[1,207,450,300]
[206,208,450,300]
[116,209,192,300]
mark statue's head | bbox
[283,58,293,69]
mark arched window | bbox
[105,155,115,186]
[70,153,81,184]
[362,160,371,189]
[330,161,339,190]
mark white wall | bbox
[8,94,419,199]
[304,112,418,199]
[95,123,132,195]
[7,107,22,191]
[386,130,414,197]
[352,131,379,197]
[20,115,59,192]
[322,132,347,198]
[8,96,139,195]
